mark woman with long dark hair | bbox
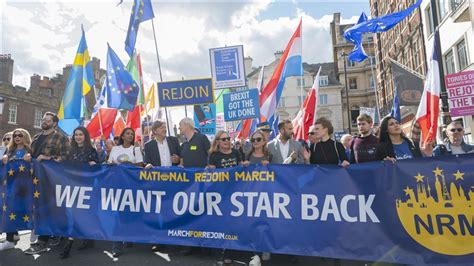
[0,128,32,250]
[376,116,431,161]
[107,127,144,257]
[60,126,99,259]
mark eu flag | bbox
[344,0,421,62]
[0,160,34,232]
[125,0,155,57]
[105,44,140,111]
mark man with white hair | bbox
[179,117,211,167]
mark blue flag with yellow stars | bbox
[124,0,155,57]
[344,0,421,62]
[104,44,140,111]
[0,160,34,232]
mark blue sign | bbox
[157,78,214,107]
[210,45,246,89]
[223,89,260,121]
[194,103,216,135]
[1,155,474,264]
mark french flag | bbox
[260,19,303,121]
[415,30,441,144]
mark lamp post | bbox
[341,52,352,134]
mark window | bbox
[369,75,375,90]
[349,78,358,90]
[8,104,17,124]
[319,75,329,87]
[438,1,450,20]
[298,95,305,106]
[425,5,434,35]
[347,60,356,67]
[277,98,285,107]
[368,56,376,65]
[457,39,469,70]
[297,78,305,86]
[445,50,456,75]
[319,94,328,105]
[34,108,43,128]
[351,105,360,126]
[413,40,421,70]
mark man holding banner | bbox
[144,121,181,168]
[267,120,308,164]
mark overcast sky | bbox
[1,0,369,123]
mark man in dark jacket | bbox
[433,121,474,156]
[144,121,181,168]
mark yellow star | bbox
[9,213,16,221]
[32,177,39,185]
[19,164,25,172]
[2,204,6,212]
[433,167,443,176]
[8,169,14,176]
[33,191,40,199]
[453,170,464,181]
[22,215,30,223]
[404,186,413,196]
[414,173,424,183]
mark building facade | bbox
[330,13,378,133]
[245,54,345,133]
[420,0,473,142]
[0,55,104,137]
[369,0,428,122]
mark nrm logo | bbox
[396,167,473,255]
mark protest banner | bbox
[209,45,246,89]
[157,78,214,107]
[223,89,260,121]
[1,155,473,264]
[445,70,474,117]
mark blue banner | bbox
[223,89,260,121]
[1,155,474,264]
[194,103,216,135]
[157,78,214,107]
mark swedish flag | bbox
[58,26,95,134]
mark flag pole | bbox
[369,38,382,124]
[150,19,171,136]
[299,19,304,139]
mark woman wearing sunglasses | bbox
[0,128,32,250]
[242,130,272,166]
[376,116,432,162]
[59,126,99,259]
[208,130,242,169]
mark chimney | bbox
[274,50,283,60]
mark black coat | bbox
[376,137,422,160]
[144,137,181,166]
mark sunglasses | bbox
[3,137,11,141]
[13,134,24,138]
[308,132,316,135]
[250,137,263,143]
[449,128,463,133]
[218,137,231,142]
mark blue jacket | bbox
[432,140,474,156]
